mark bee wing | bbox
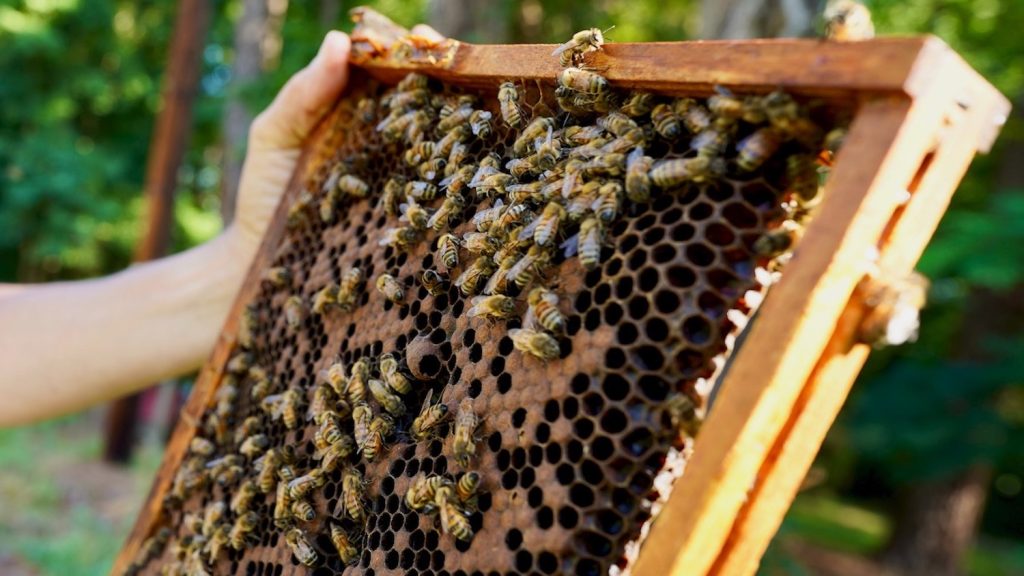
[466,295,488,318]
[517,216,542,241]
[522,304,540,331]
[469,165,499,188]
[627,145,645,167]
[561,171,580,198]
[561,233,580,258]
[713,84,736,98]
[551,39,577,57]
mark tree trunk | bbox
[222,0,269,223]
[428,0,509,43]
[700,0,817,39]
[880,466,992,576]
[103,0,212,464]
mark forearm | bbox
[0,228,257,426]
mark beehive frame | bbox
[113,36,1008,576]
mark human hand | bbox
[229,31,352,251]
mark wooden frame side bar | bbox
[630,47,1010,576]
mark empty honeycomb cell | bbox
[573,418,595,439]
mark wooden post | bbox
[103,0,212,464]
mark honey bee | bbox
[238,304,256,350]
[206,454,245,486]
[620,91,655,117]
[823,127,847,163]
[330,523,360,565]
[666,393,702,438]
[285,528,318,566]
[527,287,565,334]
[254,448,283,493]
[420,269,449,297]
[337,267,365,312]
[168,457,208,505]
[405,141,436,166]
[262,388,303,429]
[404,474,443,512]
[565,180,599,223]
[288,469,326,501]
[427,192,465,231]
[761,91,821,145]
[533,201,566,247]
[474,170,515,198]
[190,436,215,457]
[625,147,654,203]
[356,97,376,123]
[558,67,609,95]
[201,501,227,537]
[238,433,269,458]
[380,353,412,395]
[754,220,801,257]
[651,103,682,139]
[418,158,447,181]
[309,382,342,423]
[273,480,293,529]
[445,142,470,176]
[436,485,474,541]
[263,266,292,288]
[467,294,518,320]
[650,156,719,188]
[509,328,561,361]
[228,511,258,551]
[352,401,373,447]
[346,358,371,404]
[318,433,356,472]
[437,233,461,269]
[342,467,367,523]
[470,199,504,232]
[369,378,406,416]
[320,362,349,398]
[482,251,521,296]
[737,127,785,171]
[509,244,551,289]
[437,107,474,135]
[468,109,493,139]
[581,152,626,177]
[290,499,316,522]
[226,351,251,375]
[206,524,230,561]
[593,181,623,223]
[215,377,239,416]
[497,81,523,128]
[312,283,339,315]
[672,98,713,134]
[315,409,346,446]
[552,27,607,66]
[462,231,501,256]
[364,414,395,462]
[434,124,470,161]
[337,174,369,198]
[787,153,822,207]
[454,255,497,297]
[514,116,557,156]
[388,87,430,112]
[452,398,480,468]
[375,273,405,305]
[597,111,638,138]
[399,196,431,231]
[286,189,313,230]
[411,390,449,441]
[284,295,304,329]
[233,415,261,446]
[824,0,874,41]
[228,480,258,516]
[382,177,405,217]
[440,163,476,200]
[692,125,731,160]
[456,471,481,506]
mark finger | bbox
[410,24,447,42]
[250,31,352,150]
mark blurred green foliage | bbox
[0,0,1022,571]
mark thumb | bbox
[249,31,352,151]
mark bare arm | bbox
[0,31,351,427]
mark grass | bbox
[0,414,162,576]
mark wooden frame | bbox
[113,37,1008,576]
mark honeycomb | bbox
[124,57,843,576]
